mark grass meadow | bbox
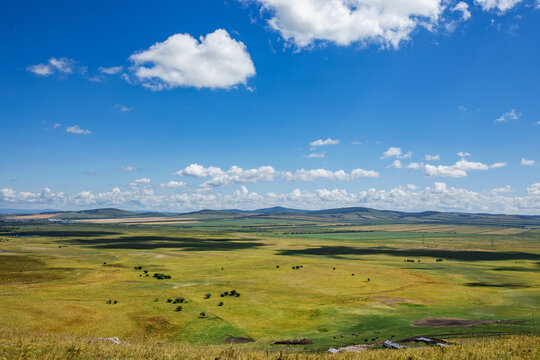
[0,218,538,358]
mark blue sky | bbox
[0,0,539,213]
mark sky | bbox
[0,0,539,213]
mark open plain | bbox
[1,208,538,358]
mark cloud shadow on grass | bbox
[60,235,262,251]
[277,246,540,262]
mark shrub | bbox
[199,312,206,318]
[172,297,185,304]
[204,293,211,299]
[218,302,224,306]
[175,306,182,312]
[153,273,171,280]
[113,300,118,305]
[276,265,279,268]
[166,299,172,303]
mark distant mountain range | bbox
[1,206,539,227]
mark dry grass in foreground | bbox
[0,330,538,360]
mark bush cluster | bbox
[220,290,240,297]
[153,273,172,280]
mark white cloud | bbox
[425,154,440,161]
[490,162,507,168]
[66,125,91,135]
[457,151,471,157]
[495,109,521,122]
[528,182,540,196]
[134,178,151,184]
[282,168,379,181]
[27,64,53,76]
[309,138,340,147]
[381,147,412,159]
[458,105,467,112]
[0,187,65,205]
[120,166,138,172]
[129,29,255,90]
[350,168,380,178]
[389,160,402,168]
[48,57,76,73]
[282,169,349,181]
[491,185,512,193]
[28,57,77,76]
[521,158,535,166]
[255,0,446,49]
[115,104,133,112]
[424,165,467,178]
[99,66,123,75]
[160,181,186,189]
[407,162,424,169]
[4,181,540,214]
[176,164,225,178]
[453,2,472,20]
[53,123,62,129]
[474,0,523,12]
[424,159,493,178]
[307,152,325,158]
[176,164,276,187]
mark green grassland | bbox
[0,214,539,353]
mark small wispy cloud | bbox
[99,66,123,75]
[381,147,412,159]
[309,138,340,147]
[53,123,62,129]
[521,158,535,166]
[115,104,133,112]
[490,162,507,168]
[452,2,471,21]
[425,154,440,161]
[27,57,79,76]
[66,125,91,135]
[457,152,471,157]
[307,152,325,159]
[159,181,186,188]
[120,166,139,172]
[495,109,521,123]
